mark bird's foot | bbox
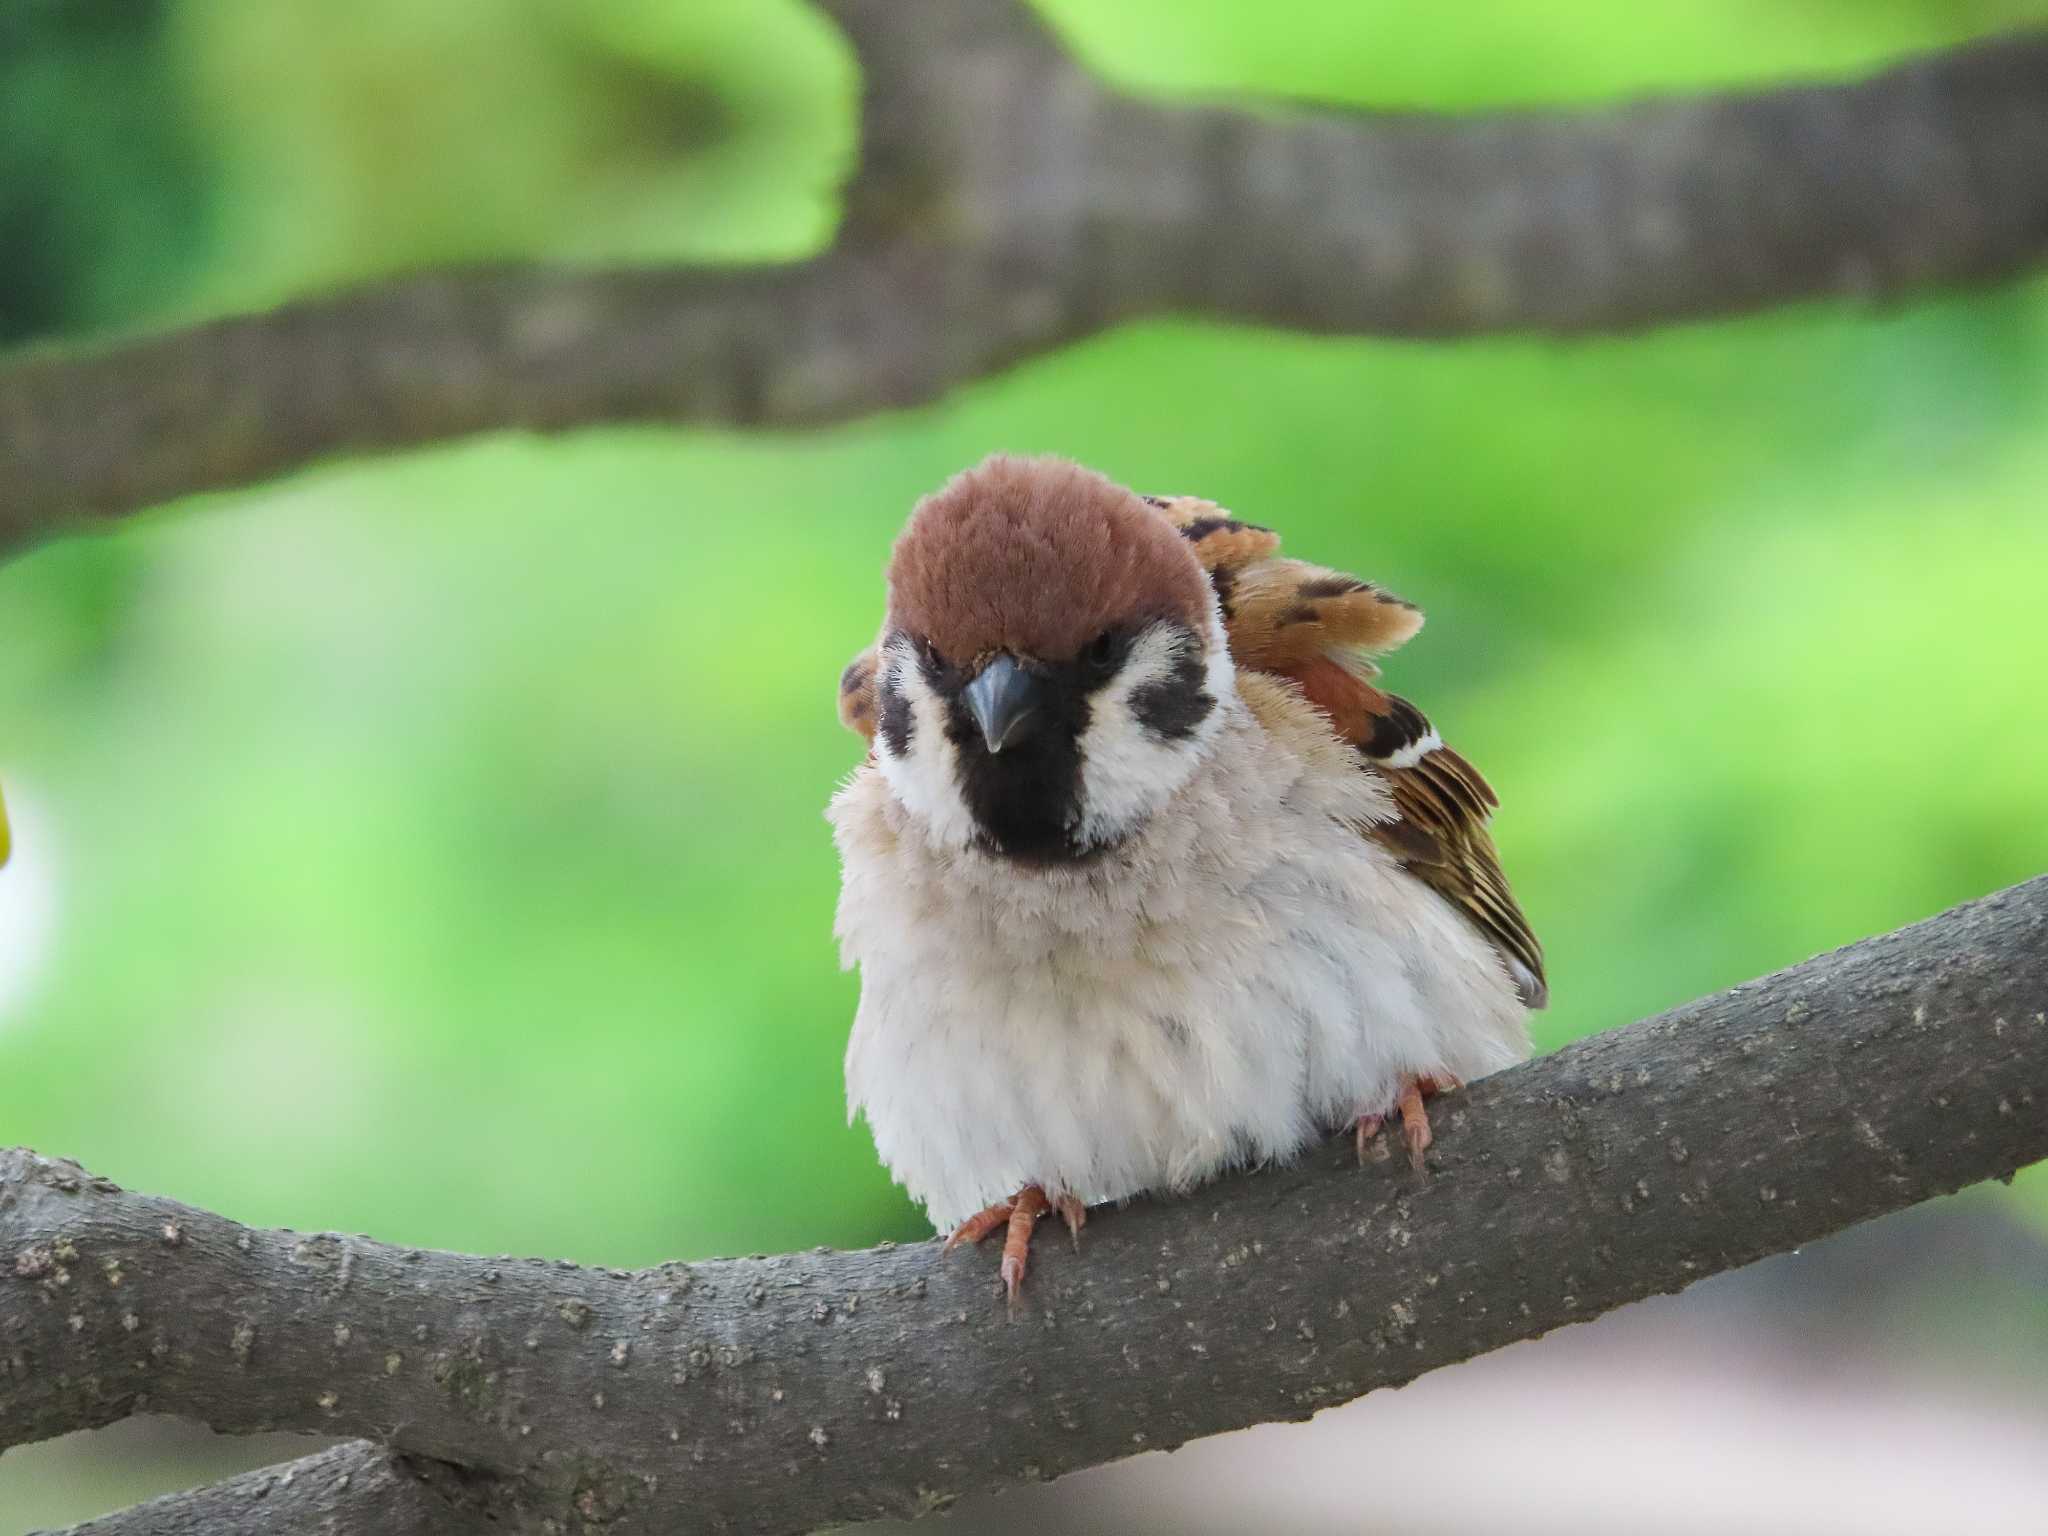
[1354,1072,1460,1170]
[943,1185,1085,1301]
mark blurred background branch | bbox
[3,4,2046,549]
[8,878,2046,1534]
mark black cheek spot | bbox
[839,660,871,695]
[877,676,914,758]
[1128,646,1214,741]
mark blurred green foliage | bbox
[1,0,2045,1311]
[0,1,207,339]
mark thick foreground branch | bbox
[3,5,2047,544]
[5,878,2045,1535]
[58,1442,511,1536]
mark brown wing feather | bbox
[838,645,880,741]
[1154,500,1548,1009]
[1378,738,1548,1009]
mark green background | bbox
[3,0,2046,1527]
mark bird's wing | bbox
[1147,494,1548,1009]
[838,644,881,742]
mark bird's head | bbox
[871,455,1233,864]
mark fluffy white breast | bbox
[831,677,1530,1231]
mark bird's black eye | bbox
[1081,629,1126,677]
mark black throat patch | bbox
[942,654,1097,865]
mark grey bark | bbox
[3,3,2047,546]
[6,876,2045,1536]
[54,1442,509,1536]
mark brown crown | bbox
[886,456,1210,664]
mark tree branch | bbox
[3,6,2046,545]
[57,1442,511,1536]
[7,876,2045,1535]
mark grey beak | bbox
[963,653,1046,754]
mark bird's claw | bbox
[1055,1192,1086,1248]
[943,1200,1013,1253]
[1353,1114,1385,1163]
[946,1184,1083,1300]
[1353,1072,1460,1171]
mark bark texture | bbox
[57,1442,510,1536]
[3,4,2047,544]
[5,877,2045,1535]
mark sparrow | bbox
[830,455,1544,1298]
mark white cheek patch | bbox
[1073,603,1235,850]
[872,639,980,851]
